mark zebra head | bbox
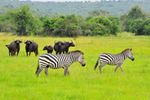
[123,48,135,61]
[78,54,86,67]
[71,50,86,67]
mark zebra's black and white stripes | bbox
[35,48,134,77]
[35,50,86,76]
[94,48,134,73]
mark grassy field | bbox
[0,33,150,100]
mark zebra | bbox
[35,50,86,77]
[94,48,135,73]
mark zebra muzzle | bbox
[132,58,135,61]
[82,63,86,67]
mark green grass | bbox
[0,33,150,100]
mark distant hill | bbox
[0,0,150,17]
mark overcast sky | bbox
[29,0,102,2]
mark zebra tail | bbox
[94,58,99,70]
[35,64,40,75]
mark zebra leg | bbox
[119,66,124,73]
[35,66,43,77]
[64,67,68,76]
[45,67,48,76]
[67,70,70,75]
[114,66,119,72]
[99,63,106,74]
[115,64,124,73]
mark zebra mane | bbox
[68,50,84,55]
[121,48,132,53]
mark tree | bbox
[9,5,42,35]
[52,15,83,37]
[12,5,32,35]
[138,18,150,35]
[40,16,57,35]
[127,6,145,19]
[0,14,15,32]
[120,6,148,35]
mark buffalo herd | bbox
[5,40,75,56]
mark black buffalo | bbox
[54,41,75,54]
[25,40,38,56]
[61,41,75,53]
[6,40,22,56]
[43,45,53,53]
[54,41,64,54]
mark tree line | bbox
[0,5,150,37]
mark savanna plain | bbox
[0,33,150,100]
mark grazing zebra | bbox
[35,50,86,77]
[94,48,135,73]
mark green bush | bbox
[51,15,83,37]
[121,6,150,35]
[85,16,120,36]
[125,18,150,35]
